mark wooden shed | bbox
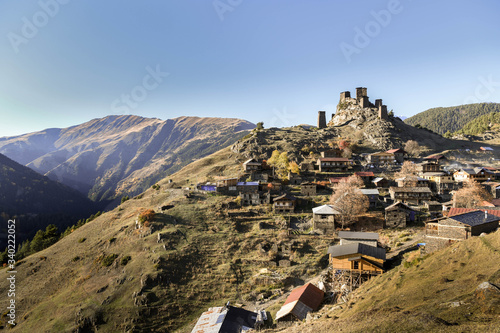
[327,243,385,274]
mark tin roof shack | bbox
[360,188,379,208]
[384,201,416,228]
[338,231,379,247]
[327,243,385,274]
[317,157,350,172]
[301,182,317,197]
[242,158,262,172]
[273,194,296,214]
[385,148,406,163]
[424,210,500,252]
[312,205,341,235]
[275,283,324,322]
[389,186,432,205]
[191,305,258,333]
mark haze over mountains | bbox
[0,115,254,201]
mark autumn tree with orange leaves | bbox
[330,175,369,228]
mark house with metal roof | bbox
[275,283,324,322]
[389,186,432,205]
[273,193,296,214]
[425,210,500,252]
[242,158,262,172]
[312,204,341,235]
[338,231,379,247]
[385,201,416,228]
[191,305,259,333]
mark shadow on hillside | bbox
[385,244,419,270]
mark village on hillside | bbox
[189,89,500,332]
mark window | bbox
[353,261,359,269]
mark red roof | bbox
[385,148,405,154]
[283,283,324,311]
[329,177,347,183]
[448,207,500,218]
[355,171,375,177]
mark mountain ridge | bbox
[0,115,255,201]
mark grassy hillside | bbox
[405,103,500,135]
[276,231,500,333]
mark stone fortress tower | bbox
[317,111,327,128]
[339,87,388,120]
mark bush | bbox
[102,254,118,267]
[72,256,80,262]
[138,209,156,225]
[121,196,130,204]
[78,238,86,243]
[121,255,131,266]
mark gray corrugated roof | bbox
[327,243,386,260]
[449,210,500,227]
[338,231,379,240]
[360,189,379,195]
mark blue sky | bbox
[0,0,499,136]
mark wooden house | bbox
[418,161,441,173]
[317,157,350,172]
[354,171,375,185]
[385,148,406,163]
[338,231,378,247]
[389,186,432,205]
[367,152,395,165]
[384,201,416,228]
[301,182,317,196]
[327,243,385,274]
[236,181,259,193]
[425,210,500,252]
[312,204,341,234]
[396,176,430,188]
[275,283,324,322]
[273,194,296,213]
[453,168,489,182]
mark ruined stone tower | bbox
[317,111,327,129]
[336,87,390,121]
[356,87,369,108]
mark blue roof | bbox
[449,210,500,227]
[237,182,259,186]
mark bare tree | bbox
[395,161,419,179]
[453,179,492,208]
[330,175,369,228]
[404,140,421,157]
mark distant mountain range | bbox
[405,103,500,135]
[0,115,254,201]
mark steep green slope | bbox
[454,112,500,136]
[405,103,500,135]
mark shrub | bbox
[138,209,156,225]
[72,256,80,262]
[121,255,131,266]
[102,254,118,267]
[78,238,86,243]
[109,237,116,243]
[121,196,130,204]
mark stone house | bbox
[301,182,317,196]
[389,186,432,205]
[327,243,385,274]
[360,188,380,208]
[384,201,416,228]
[385,148,406,163]
[317,157,350,172]
[275,283,324,322]
[425,210,500,252]
[481,181,500,198]
[420,172,459,196]
[338,231,379,247]
[396,176,430,188]
[288,172,302,185]
[236,181,259,193]
[372,177,391,188]
[242,158,262,172]
[240,191,271,206]
[312,204,340,234]
[273,194,296,214]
